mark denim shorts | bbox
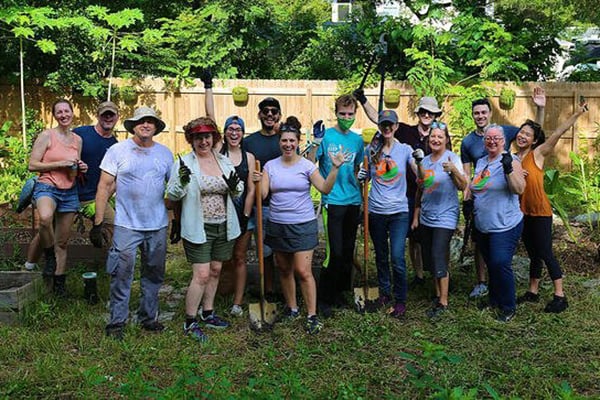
[32,181,79,213]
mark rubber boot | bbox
[83,276,99,305]
[53,274,67,298]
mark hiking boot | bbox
[141,320,165,333]
[517,291,540,304]
[201,313,230,329]
[105,323,124,340]
[469,283,488,298]
[280,306,300,322]
[389,302,406,318]
[496,309,516,323]
[43,247,56,277]
[184,321,208,343]
[426,303,448,319]
[544,295,568,314]
[365,294,391,313]
[53,274,67,298]
[305,315,323,335]
[230,304,244,317]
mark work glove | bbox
[462,199,474,219]
[89,223,103,248]
[238,213,249,235]
[200,68,213,89]
[352,88,368,105]
[357,165,368,182]
[313,120,325,145]
[500,152,513,175]
[223,171,241,196]
[412,148,425,164]
[178,155,191,186]
[170,219,181,244]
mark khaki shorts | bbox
[182,222,235,264]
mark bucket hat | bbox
[123,106,166,135]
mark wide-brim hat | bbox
[123,106,166,135]
[414,97,442,114]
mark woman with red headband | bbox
[167,117,243,343]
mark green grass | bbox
[1,244,599,399]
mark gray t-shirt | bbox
[419,150,463,230]
[100,138,173,231]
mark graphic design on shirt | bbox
[471,167,490,192]
[374,156,400,185]
[327,143,356,165]
[422,169,439,194]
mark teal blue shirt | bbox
[316,127,364,206]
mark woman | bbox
[471,124,526,322]
[515,98,587,313]
[411,122,466,318]
[28,99,88,296]
[167,117,243,342]
[219,116,256,317]
[360,110,417,318]
[253,118,344,334]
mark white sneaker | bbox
[469,283,489,298]
[230,304,243,317]
[24,262,38,271]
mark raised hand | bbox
[178,155,191,186]
[532,86,546,108]
[313,120,325,144]
[201,68,213,89]
[352,88,367,105]
[412,148,425,164]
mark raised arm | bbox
[532,86,546,126]
[353,88,378,124]
[536,100,588,159]
[201,69,215,122]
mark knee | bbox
[295,267,313,283]
[38,214,54,230]
[192,270,210,286]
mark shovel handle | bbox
[255,160,264,272]
[363,156,369,261]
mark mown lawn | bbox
[1,231,599,399]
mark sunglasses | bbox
[261,107,280,116]
[279,124,299,134]
[417,109,437,117]
[430,121,447,130]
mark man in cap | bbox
[355,93,442,287]
[461,89,546,299]
[242,97,283,298]
[23,101,120,272]
[92,106,173,340]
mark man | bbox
[461,89,545,298]
[355,92,441,286]
[242,97,282,299]
[24,101,119,272]
[314,94,364,316]
[92,106,173,340]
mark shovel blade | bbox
[353,287,380,313]
[249,301,277,330]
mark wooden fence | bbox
[0,79,597,167]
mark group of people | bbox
[24,79,587,341]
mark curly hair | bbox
[183,116,220,147]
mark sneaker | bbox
[469,283,488,298]
[426,303,448,319]
[201,313,230,329]
[141,320,165,332]
[184,321,208,342]
[544,295,568,314]
[517,291,540,304]
[389,302,406,318]
[230,304,244,317]
[24,262,37,271]
[105,323,124,340]
[280,306,300,321]
[305,315,323,335]
[496,309,516,323]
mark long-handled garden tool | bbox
[249,161,277,331]
[354,156,379,312]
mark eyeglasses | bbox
[484,136,504,143]
[261,107,280,116]
[226,127,243,134]
[430,121,447,130]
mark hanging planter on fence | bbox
[362,128,378,144]
[384,88,401,108]
[232,86,249,106]
[499,88,516,110]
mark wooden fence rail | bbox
[0,79,597,167]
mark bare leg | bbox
[294,250,317,316]
[553,278,564,297]
[475,244,487,283]
[53,212,76,275]
[276,252,296,309]
[185,263,210,316]
[36,197,57,249]
[409,238,423,279]
[232,231,251,306]
[201,261,223,311]
[26,233,42,264]
[438,276,449,307]
[264,254,275,293]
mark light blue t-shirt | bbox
[367,140,413,215]
[100,138,173,231]
[264,157,317,224]
[471,154,523,233]
[419,150,463,230]
[316,127,364,206]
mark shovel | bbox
[354,156,379,312]
[249,160,277,330]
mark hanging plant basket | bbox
[362,128,378,144]
[232,86,249,106]
[384,88,401,108]
[118,85,138,105]
[499,88,516,110]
